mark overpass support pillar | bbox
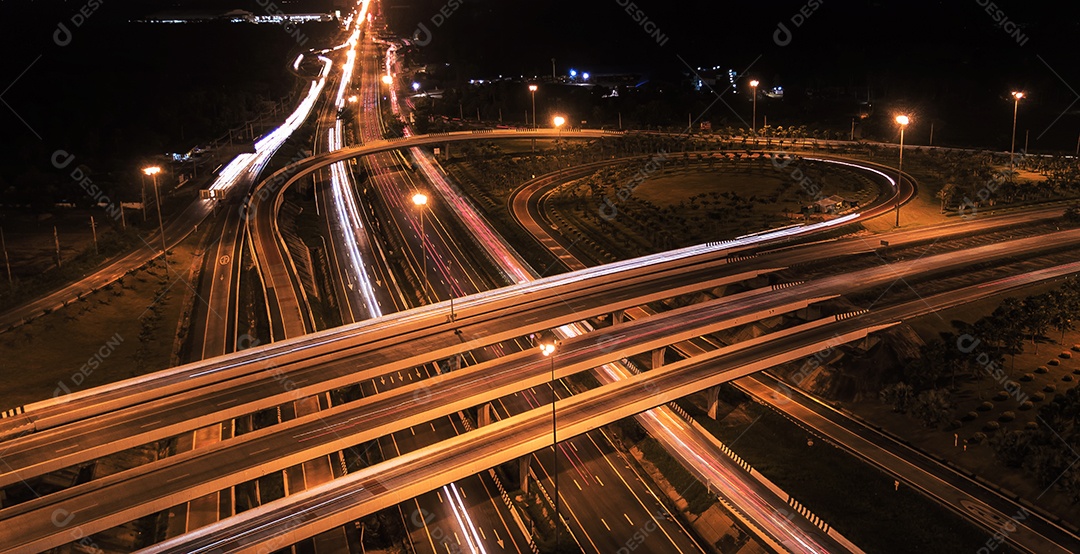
[519,456,530,493]
[652,346,667,369]
[445,142,451,161]
[707,385,723,420]
[478,402,496,427]
[612,309,625,325]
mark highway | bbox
[141,258,1080,554]
[510,158,1080,552]
[2,201,1069,484]
[6,226,1080,552]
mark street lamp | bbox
[143,166,168,275]
[749,79,759,136]
[1010,91,1024,166]
[381,74,392,86]
[412,193,428,304]
[540,339,559,549]
[894,115,910,228]
[553,116,566,177]
[528,84,538,128]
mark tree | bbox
[1048,288,1078,343]
[880,382,915,413]
[913,389,952,428]
[937,183,956,213]
[991,429,1035,468]
[1021,294,1052,354]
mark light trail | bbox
[386,45,855,547]
[205,55,333,196]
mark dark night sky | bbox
[1,0,1079,155]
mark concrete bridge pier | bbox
[706,385,723,420]
[652,346,668,369]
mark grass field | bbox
[0,230,206,410]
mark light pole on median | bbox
[143,166,168,275]
[1010,91,1024,166]
[530,84,539,153]
[894,115,910,228]
[540,339,559,549]
[412,192,428,305]
[553,115,565,178]
[529,84,538,128]
[749,79,759,136]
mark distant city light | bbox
[569,69,577,78]
[412,82,421,91]
[582,72,590,81]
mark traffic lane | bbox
[8,227,1079,489]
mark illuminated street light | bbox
[528,84,538,128]
[381,74,392,85]
[143,166,169,275]
[894,115,910,228]
[412,193,429,304]
[1011,91,1024,166]
[553,116,566,177]
[540,338,560,548]
[749,79,759,135]
[412,82,420,92]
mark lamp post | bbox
[749,79,759,136]
[143,166,168,275]
[540,339,559,549]
[894,115,910,228]
[553,116,565,177]
[528,85,538,128]
[1010,91,1024,166]
[412,193,428,305]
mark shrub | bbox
[1061,351,1073,359]
[1064,375,1074,382]
[983,421,1001,432]
[977,401,994,412]
[993,391,1009,401]
[1044,384,1057,393]
[1020,373,1034,382]
[1048,359,1060,366]
[962,411,979,421]
[1019,401,1034,411]
[999,411,1015,422]
[1025,421,1038,430]
[972,432,987,443]
[1072,344,1080,352]
[1031,392,1046,402]
[1036,366,1049,374]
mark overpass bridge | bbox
[5,228,1080,552]
[143,259,1080,554]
